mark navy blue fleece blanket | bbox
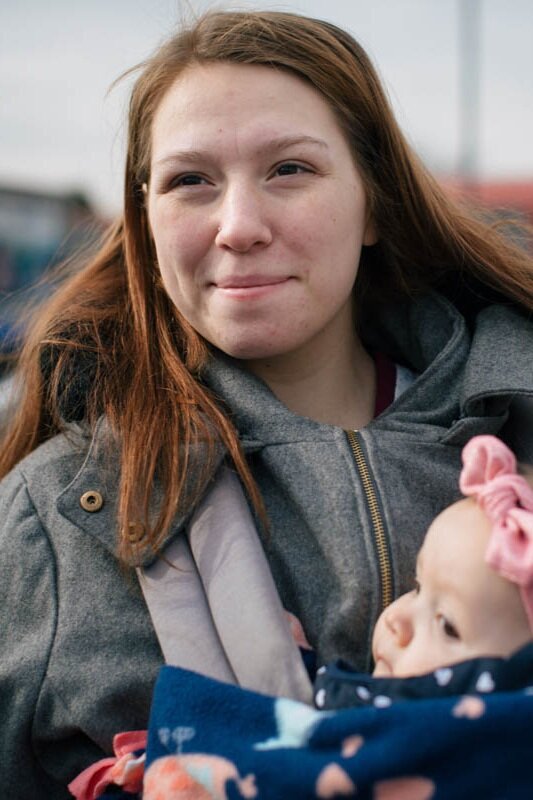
[125,664,533,800]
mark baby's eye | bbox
[412,579,421,595]
[438,615,460,640]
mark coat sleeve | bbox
[0,470,68,799]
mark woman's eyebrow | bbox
[256,135,329,154]
[153,149,208,169]
[153,135,329,169]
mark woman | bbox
[1,10,532,798]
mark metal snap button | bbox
[127,522,146,543]
[80,490,104,512]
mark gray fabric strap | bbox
[137,534,237,684]
[137,466,313,704]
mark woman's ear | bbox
[363,217,378,246]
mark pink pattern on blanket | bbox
[373,776,435,800]
[452,696,486,719]
[315,763,356,797]
[144,754,257,800]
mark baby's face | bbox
[372,498,531,678]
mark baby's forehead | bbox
[420,498,491,571]
[426,497,488,539]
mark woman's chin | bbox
[209,336,297,363]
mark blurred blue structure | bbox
[0,184,103,357]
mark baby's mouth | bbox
[372,655,393,678]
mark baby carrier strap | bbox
[137,464,313,704]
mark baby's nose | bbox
[385,599,414,647]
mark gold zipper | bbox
[346,430,393,612]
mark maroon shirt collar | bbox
[374,351,396,417]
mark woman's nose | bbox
[215,184,273,253]
[384,598,414,647]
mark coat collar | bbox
[462,303,533,414]
[202,293,533,442]
[55,418,225,567]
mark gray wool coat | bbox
[1,293,532,799]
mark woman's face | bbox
[147,62,376,362]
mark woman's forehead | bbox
[149,62,344,154]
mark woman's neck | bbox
[245,329,376,430]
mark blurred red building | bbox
[442,178,533,224]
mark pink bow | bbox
[68,730,147,800]
[460,435,533,631]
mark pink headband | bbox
[459,435,533,632]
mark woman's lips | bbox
[213,275,292,298]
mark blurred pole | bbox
[458,0,481,188]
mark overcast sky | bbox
[1,0,532,216]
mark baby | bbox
[69,434,533,799]
[315,434,533,708]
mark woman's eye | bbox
[438,615,460,640]
[172,174,208,188]
[274,162,310,177]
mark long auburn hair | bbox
[1,10,532,561]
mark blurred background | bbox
[0,0,532,356]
